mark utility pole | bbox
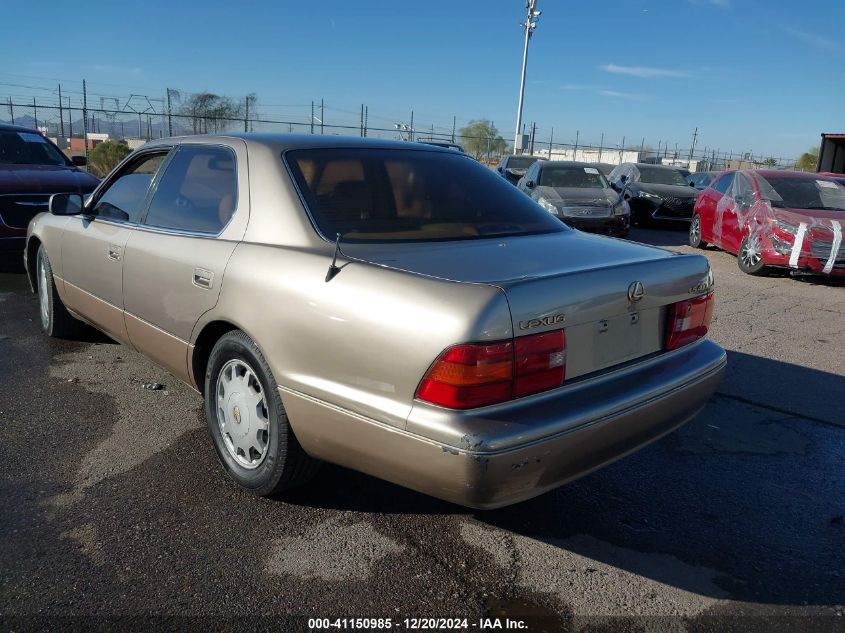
[529,121,536,155]
[310,101,314,134]
[548,126,553,159]
[619,136,625,162]
[58,84,64,137]
[451,116,456,143]
[7,97,14,124]
[573,130,579,160]
[364,106,368,137]
[67,97,72,138]
[82,79,89,164]
[244,95,250,132]
[166,88,174,136]
[598,132,604,163]
[409,110,414,142]
[33,97,38,131]
[320,99,324,135]
[360,104,364,137]
[513,0,540,154]
[689,127,698,161]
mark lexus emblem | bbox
[628,281,645,302]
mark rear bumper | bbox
[282,339,727,509]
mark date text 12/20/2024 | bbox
[308,618,528,630]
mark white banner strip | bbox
[789,222,808,268]
[823,221,842,275]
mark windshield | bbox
[506,156,538,169]
[757,175,845,212]
[539,166,608,189]
[0,131,69,166]
[637,166,688,186]
[286,148,566,242]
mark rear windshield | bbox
[0,131,69,166]
[539,166,608,189]
[757,175,845,212]
[637,166,688,186]
[506,156,538,169]
[285,148,566,242]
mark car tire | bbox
[205,330,320,496]
[737,235,769,276]
[689,214,708,248]
[36,245,82,338]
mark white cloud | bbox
[780,26,839,51]
[599,64,691,79]
[599,90,648,101]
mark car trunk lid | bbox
[344,231,713,379]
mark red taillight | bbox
[514,330,566,398]
[665,292,715,350]
[416,330,566,409]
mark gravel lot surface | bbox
[1,227,843,632]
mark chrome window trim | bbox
[137,143,240,238]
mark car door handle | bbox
[192,268,214,289]
[107,245,122,262]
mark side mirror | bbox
[49,193,84,216]
[620,175,628,183]
[525,180,535,188]
[610,182,620,192]
[71,155,87,166]
[689,181,696,187]
[497,166,503,173]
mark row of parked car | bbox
[495,153,845,277]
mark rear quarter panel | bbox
[195,242,513,430]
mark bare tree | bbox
[179,92,243,134]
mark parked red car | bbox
[689,170,845,276]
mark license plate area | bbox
[565,307,665,379]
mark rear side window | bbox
[143,145,237,234]
[712,173,734,195]
[92,152,168,222]
[285,148,566,242]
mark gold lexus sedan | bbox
[24,135,726,509]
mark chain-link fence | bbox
[3,92,802,173]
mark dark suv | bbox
[0,124,99,261]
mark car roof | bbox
[141,132,458,154]
[541,160,600,168]
[0,122,41,134]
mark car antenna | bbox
[325,233,345,282]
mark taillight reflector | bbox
[666,292,714,350]
[416,330,566,409]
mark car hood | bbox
[0,164,99,194]
[342,230,674,284]
[536,186,618,205]
[633,182,698,198]
[773,207,845,227]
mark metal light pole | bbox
[513,0,540,155]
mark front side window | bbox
[92,152,168,222]
[712,173,734,195]
[143,145,238,233]
[286,148,566,242]
[539,166,609,189]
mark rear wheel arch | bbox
[191,320,239,394]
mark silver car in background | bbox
[27,135,725,509]
[518,161,631,237]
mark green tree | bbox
[794,146,819,172]
[762,157,777,167]
[88,141,132,178]
[459,119,506,161]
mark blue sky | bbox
[1,0,842,159]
